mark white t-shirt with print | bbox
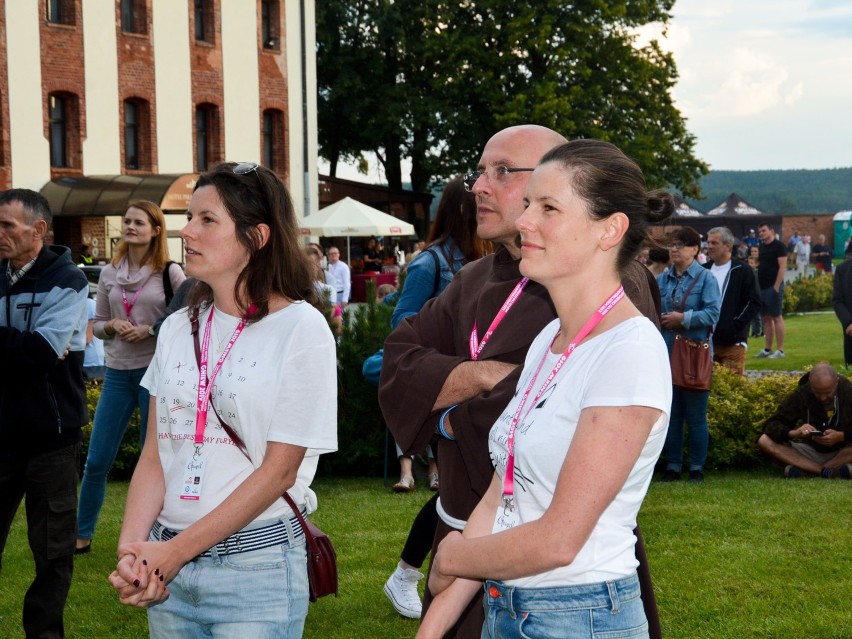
[488,316,671,588]
[141,301,337,531]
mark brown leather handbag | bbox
[669,272,713,391]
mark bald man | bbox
[758,363,852,478]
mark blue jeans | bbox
[147,520,309,639]
[665,386,710,472]
[77,366,149,540]
[481,573,647,639]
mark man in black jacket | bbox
[704,226,761,375]
[758,364,852,478]
[0,189,89,638]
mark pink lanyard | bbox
[194,304,255,446]
[469,277,529,360]
[121,285,144,324]
[502,286,624,509]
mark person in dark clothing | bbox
[757,364,852,478]
[704,226,761,375]
[832,245,852,366]
[755,223,787,358]
[0,188,89,639]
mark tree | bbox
[317,0,708,197]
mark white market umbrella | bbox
[301,197,416,261]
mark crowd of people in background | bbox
[4,132,852,639]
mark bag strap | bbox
[675,269,711,339]
[162,261,175,306]
[424,247,441,298]
[188,318,320,553]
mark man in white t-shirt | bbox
[326,247,350,305]
[704,227,761,375]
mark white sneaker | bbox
[756,348,772,358]
[383,565,424,618]
[768,349,785,359]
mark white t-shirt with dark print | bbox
[488,316,671,588]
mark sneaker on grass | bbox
[767,349,785,359]
[784,465,805,478]
[383,564,424,619]
[756,348,772,358]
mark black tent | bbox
[657,192,782,241]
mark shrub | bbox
[706,365,799,469]
[783,272,833,313]
[319,280,395,476]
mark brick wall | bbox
[41,0,86,178]
[117,0,158,173]
[258,0,289,180]
[190,0,224,171]
[0,0,10,189]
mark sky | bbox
[646,0,852,171]
[319,0,852,181]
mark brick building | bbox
[0,0,318,262]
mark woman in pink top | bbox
[76,200,185,554]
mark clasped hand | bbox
[112,320,149,343]
[109,541,183,608]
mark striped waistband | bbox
[151,512,305,559]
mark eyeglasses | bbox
[233,161,259,175]
[462,166,535,192]
[666,242,686,250]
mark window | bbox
[194,0,213,43]
[261,1,279,49]
[123,99,149,170]
[49,95,68,167]
[120,0,147,34]
[46,0,74,25]
[262,109,285,172]
[195,104,219,171]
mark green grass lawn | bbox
[746,311,844,372]
[1,474,851,639]
[1,311,847,637]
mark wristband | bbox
[437,404,459,441]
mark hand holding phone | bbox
[810,430,825,438]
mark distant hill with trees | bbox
[685,168,852,215]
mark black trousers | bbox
[400,492,439,567]
[0,443,79,639]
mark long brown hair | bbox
[427,176,489,267]
[111,200,170,271]
[187,162,318,321]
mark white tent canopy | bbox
[301,197,415,237]
[301,197,416,261]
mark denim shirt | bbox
[391,239,465,329]
[656,259,721,353]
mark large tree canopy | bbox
[317,0,708,197]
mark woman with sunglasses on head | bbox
[418,140,674,639]
[657,227,720,484]
[108,162,337,638]
[77,200,185,554]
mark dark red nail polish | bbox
[159,574,164,582]
[154,568,160,575]
[142,560,148,566]
[133,579,140,587]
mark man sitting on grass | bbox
[757,363,852,478]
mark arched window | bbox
[262,109,285,172]
[195,103,219,171]
[123,98,150,170]
[49,94,68,167]
[47,0,75,25]
[194,0,214,43]
[120,0,147,34]
[261,1,280,49]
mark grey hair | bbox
[708,226,734,247]
[0,188,53,227]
